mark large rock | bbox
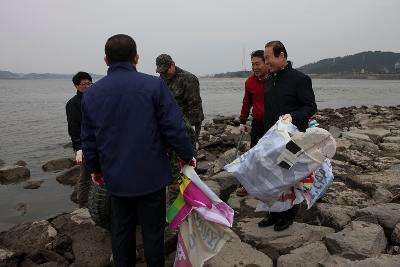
[42,158,75,172]
[277,241,330,267]
[23,180,44,189]
[207,233,273,267]
[212,148,237,174]
[204,180,221,197]
[55,165,80,186]
[345,166,400,195]
[372,186,393,204]
[379,142,400,152]
[236,219,334,260]
[196,161,213,174]
[315,203,355,230]
[209,171,239,200]
[325,221,387,260]
[391,223,400,245]
[341,131,379,152]
[321,181,375,207]
[355,203,400,233]
[0,165,30,184]
[342,132,372,143]
[320,254,400,267]
[352,128,391,143]
[197,149,217,162]
[383,136,400,143]
[328,126,342,138]
[51,209,112,267]
[0,248,23,267]
[0,220,58,253]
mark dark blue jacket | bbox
[81,63,193,197]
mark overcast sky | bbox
[1,0,399,76]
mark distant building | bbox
[395,62,400,73]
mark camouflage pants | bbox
[167,117,198,204]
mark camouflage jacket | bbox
[163,67,204,126]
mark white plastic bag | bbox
[224,119,335,202]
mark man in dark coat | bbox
[259,41,317,231]
[65,71,92,207]
[81,34,194,267]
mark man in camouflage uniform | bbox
[156,54,204,203]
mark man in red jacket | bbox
[237,50,269,196]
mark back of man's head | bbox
[105,34,137,65]
[72,72,92,86]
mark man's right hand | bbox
[75,150,83,165]
[91,172,105,186]
[239,124,250,133]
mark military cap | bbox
[156,54,174,73]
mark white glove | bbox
[282,114,292,124]
[75,150,83,165]
[239,124,250,133]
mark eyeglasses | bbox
[79,82,92,87]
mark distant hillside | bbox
[0,70,103,80]
[298,51,400,75]
[213,70,252,78]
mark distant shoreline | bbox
[202,73,400,80]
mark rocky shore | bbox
[1,105,400,266]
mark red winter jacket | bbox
[239,75,266,124]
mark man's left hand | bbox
[282,114,292,124]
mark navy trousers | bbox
[110,188,166,267]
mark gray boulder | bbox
[236,219,334,260]
[277,241,330,267]
[320,254,400,267]
[328,126,342,138]
[0,248,23,267]
[212,148,237,174]
[196,160,213,174]
[355,203,400,233]
[346,167,400,195]
[42,158,75,172]
[14,160,27,167]
[315,203,355,230]
[207,233,273,267]
[383,136,400,143]
[0,220,58,253]
[23,180,44,189]
[353,128,391,143]
[391,223,400,245]
[325,221,387,260]
[51,209,112,267]
[0,165,30,184]
[56,165,80,186]
[379,142,400,152]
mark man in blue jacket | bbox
[81,34,193,267]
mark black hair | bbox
[105,34,137,65]
[265,41,288,58]
[72,72,92,86]
[250,50,265,61]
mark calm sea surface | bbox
[1,78,400,228]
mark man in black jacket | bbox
[258,41,317,231]
[66,72,92,207]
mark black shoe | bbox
[258,216,279,228]
[273,219,293,231]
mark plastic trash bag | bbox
[224,119,336,202]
